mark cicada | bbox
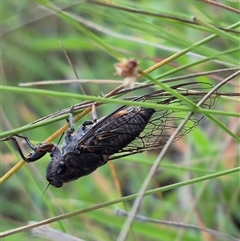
[3,82,218,187]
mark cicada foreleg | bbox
[1,134,54,162]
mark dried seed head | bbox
[114,59,140,88]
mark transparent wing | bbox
[108,82,217,159]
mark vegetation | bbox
[1,1,239,240]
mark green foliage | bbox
[1,1,239,240]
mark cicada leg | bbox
[65,112,75,144]
[64,104,99,145]
[77,104,99,131]
[1,134,54,162]
[91,103,98,123]
[64,103,98,143]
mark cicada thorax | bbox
[81,107,155,155]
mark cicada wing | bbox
[76,81,217,158]
[79,107,155,155]
[109,84,217,159]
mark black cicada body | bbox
[46,107,155,187]
[3,81,218,187]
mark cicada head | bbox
[46,146,65,187]
[46,146,109,187]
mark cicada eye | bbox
[56,162,67,175]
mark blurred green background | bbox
[1,1,239,241]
